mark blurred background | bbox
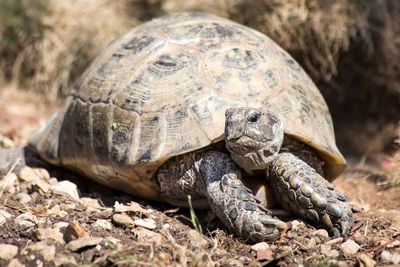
[0,0,399,173]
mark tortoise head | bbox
[225,107,284,172]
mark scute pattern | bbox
[28,12,345,200]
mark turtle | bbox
[0,12,353,243]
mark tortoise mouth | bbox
[226,135,267,156]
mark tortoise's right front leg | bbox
[157,150,286,242]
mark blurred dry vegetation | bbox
[0,0,399,167]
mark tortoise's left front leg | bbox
[268,152,353,237]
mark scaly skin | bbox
[269,152,353,237]
[157,150,287,243]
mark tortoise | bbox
[1,12,353,242]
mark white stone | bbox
[18,167,35,182]
[0,244,18,260]
[66,237,103,252]
[18,167,49,182]
[53,222,69,231]
[80,197,103,209]
[0,210,12,219]
[0,135,15,148]
[112,213,135,228]
[134,218,157,230]
[357,254,376,267]
[35,227,65,244]
[15,212,38,228]
[0,173,17,193]
[0,208,12,226]
[53,254,77,266]
[51,180,80,201]
[93,219,112,231]
[47,205,69,218]
[35,168,50,181]
[114,201,150,214]
[320,244,339,258]
[16,192,32,204]
[326,237,343,245]
[290,220,305,231]
[251,242,270,251]
[49,177,58,185]
[0,216,6,226]
[381,250,400,264]
[27,242,56,261]
[340,239,360,255]
[105,236,120,245]
[7,258,25,267]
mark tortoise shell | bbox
[29,12,346,200]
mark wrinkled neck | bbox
[230,147,278,173]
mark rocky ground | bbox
[0,88,400,266]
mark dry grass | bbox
[0,0,135,100]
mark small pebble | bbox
[136,227,163,243]
[93,219,112,231]
[65,221,90,242]
[340,239,360,255]
[80,197,103,209]
[26,241,56,261]
[306,238,317,249]
[53,222,69,231]
[35,227,65,244]
[157,252,170,263]
[357,253,376,267]
[35,179,50,193]
[0,135,15,148]
[0,209,12,226]
[66,237,103,252]
[251,242,270,252]
[47,205,68,219]
[35,168,50,181]
[134,218,157,230]
[16,192,32,203]
[51,180,80,201]
[49,177,58,185]
[0,244,18,260]
[18,167,36,182]
[326,237,343,245]
[15,212,38,228]
[53,254,77,266]
[311,229,329,239]
[290,220,305,231]
[381,250,400,264]
[114,201,150,214]
[105,236,120,245]
[0,210,12,219]
[112,213,135,228]
[7,258,25,267]
[18,167,50,193]
[0,172,17,193]
[320,244,339,258]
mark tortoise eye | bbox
[249,112,260,123]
